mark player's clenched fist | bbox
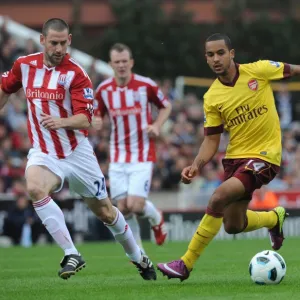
[147,124,160,137]
[181,165,198,184]
[40,113,63,130]
[91,116,103,130]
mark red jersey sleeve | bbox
[69,71,94,123]
[1,59,23,94]
[147,81,170,109]
[94,88,107,117]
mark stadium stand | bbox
[0,17,300,213]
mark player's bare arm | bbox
[289,64,300,76]
[147,103,172,137]
[0,88,10,110]
[40,113,90,130]
[181,133,221,184]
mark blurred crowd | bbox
[1,19,300,246]
[1,21,300,203]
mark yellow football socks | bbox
[243,210,277,232]
[181,214,223,271]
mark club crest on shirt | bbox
[58,74,67,86]
[248,79,258,91]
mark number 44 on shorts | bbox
[246,159,266,172]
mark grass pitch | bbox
[0,238,299,300]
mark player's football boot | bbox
[152,212,167,246]
[132,253,157,280]
[58,254,86,280]
[268,206,289,250]
[157,259,190,281]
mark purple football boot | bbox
[157,259,190,281]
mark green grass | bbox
[0,238,300,300]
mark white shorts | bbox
[109,162,153,200]
[26,138,108,200]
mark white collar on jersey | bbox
[43,64,56,71]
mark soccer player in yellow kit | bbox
[157,33,296,281]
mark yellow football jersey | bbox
[203,60,291,166]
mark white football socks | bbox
[105,207,142,263]
[142,200,162,226]
[125,214,145,253]
[33,196,78,256]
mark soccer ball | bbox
[249,250,286,285]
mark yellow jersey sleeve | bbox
[251,60,291,81]
[203,95,223,135]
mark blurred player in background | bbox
[93,43,171,251]
[0,18,156,281]
[157,33,298,281]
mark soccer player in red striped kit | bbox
[94,43,172,251]
[0,19,156,281]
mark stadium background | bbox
[1,0,300,246]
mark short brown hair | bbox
[42,18,69,36]
[109,43,133,61]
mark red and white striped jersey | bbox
[1,52,94,159]
[95,74,170,163]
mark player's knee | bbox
[209,191,228,212]
[117,204,129,216]
[127,197,145,214]
[100,214,115,224]
[26,183,47,201]
[98,206,116,224]
[126,202,133,212]
[126,202,139,213]
[223,221,244,234]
